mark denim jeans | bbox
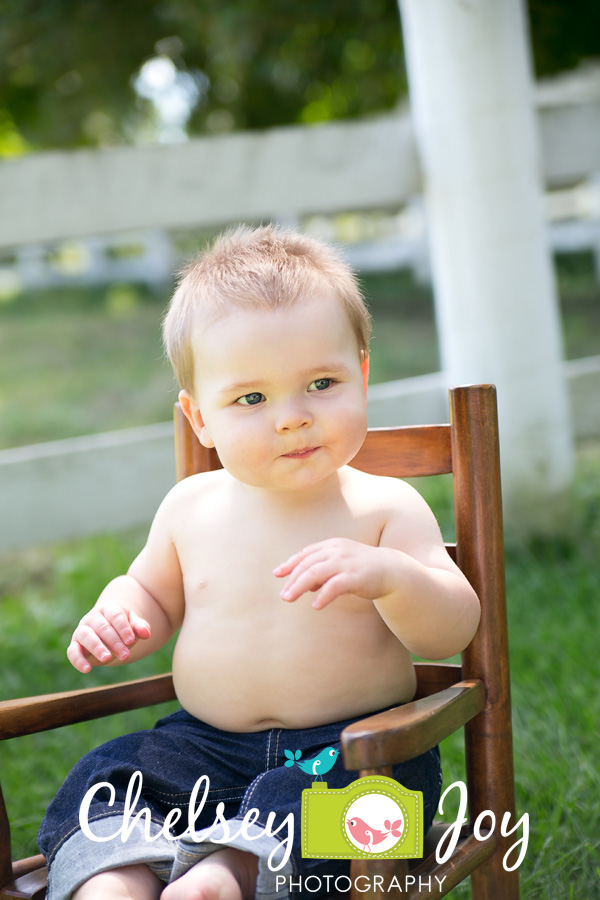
[38,707,442,900]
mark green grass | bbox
[1,446,599,895]
[0,283,177,449]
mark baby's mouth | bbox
[282,447,319,459]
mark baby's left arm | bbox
[274,482,480,660]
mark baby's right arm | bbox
[67,487,186,674]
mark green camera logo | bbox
[301,776,423,860]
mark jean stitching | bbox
[269,729,282,770]
[266,729,273,771]
[274,729,282,768]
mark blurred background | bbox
[0,2,599,896]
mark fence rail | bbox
[0,114,419,249]
[1,94,599,251]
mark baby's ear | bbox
[360,354,370,396]
[178,390,215,449]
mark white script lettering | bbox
[436,780,529,872]
[78,770,294,870]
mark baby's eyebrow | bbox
[301,362,354,381]
[307,363,352,376]
[219,380,264,397]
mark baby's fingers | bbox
[66,639,95,674]
[280,558,333,602]
[99,603,137,647]
[69,619,115,666]
[273,542,327,578]
[311,573,354,610]
[69,606,132,668]
[66,627,111,672]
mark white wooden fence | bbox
[1,87,600,550]
[2,89,600,250]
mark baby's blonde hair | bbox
[162,224,372,393]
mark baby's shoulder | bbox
[344,466,435,521]
[155,468,230,519]
[344,467,444,553]
[345,466,421,503]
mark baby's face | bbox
[185,292,369,493]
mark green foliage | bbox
[2,1,596,154]
[0,0,405,152]
[528,0,600,77]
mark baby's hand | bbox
[66,603,151,673]
[274,539,395,610]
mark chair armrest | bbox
[0,674,176,740]
[341,679,485,770]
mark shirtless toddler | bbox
[38,225,480,900]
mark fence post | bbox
[398,0,575,534]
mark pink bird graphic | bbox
[346,816,403,852]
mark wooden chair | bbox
[0,383,519,900]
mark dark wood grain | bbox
[0,674,176,740]
[450,385,519,899]
[341,681,485,769]
[413,662,462,699]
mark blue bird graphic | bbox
[283,746,339,780]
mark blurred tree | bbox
[0,0,598,155]
[0,0,405,152]
[528,0,600,76]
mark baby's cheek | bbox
[338,405,368,456]
[221,432,267,482]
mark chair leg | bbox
[452,385,521,900]
[470,855,520,900]
[0,784,14,891]
[463,702,521,900]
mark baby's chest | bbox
[178,514,382,610]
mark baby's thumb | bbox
[129,612,151,639]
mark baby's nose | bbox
[274,400,313,432]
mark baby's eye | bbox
[236,392,265,406]
[308,378,333,392]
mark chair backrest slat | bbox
[350,425,452,477]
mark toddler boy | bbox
[39,225,480,900]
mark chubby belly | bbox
[171,599,416,732]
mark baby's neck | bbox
[234,468,349,514]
